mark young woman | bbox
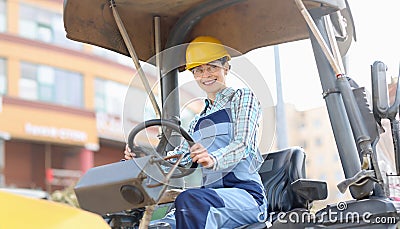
[125,36,267,229]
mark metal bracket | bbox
[322,88,340,99]
[337,170,377,194]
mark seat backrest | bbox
[258,146,308,213]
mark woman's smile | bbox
[202,79,217,85]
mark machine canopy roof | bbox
[64,0,348,62]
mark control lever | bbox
[371,61,400,174]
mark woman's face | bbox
[191,60,228,99]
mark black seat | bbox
[240,147,327,229]
[259,146,327,214]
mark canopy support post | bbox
[154,16,162,104]
[296,0,380,198]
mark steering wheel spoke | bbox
[127,119,198,178]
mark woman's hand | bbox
[189,143,214,168]
[123,144,136,160]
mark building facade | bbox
[277,104,352,207]
[0,0,199,192]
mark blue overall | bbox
[152,97,267,229]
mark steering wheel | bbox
[127,119,198,178]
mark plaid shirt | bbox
[169,87,262,171]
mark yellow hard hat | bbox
[185,36,231,70]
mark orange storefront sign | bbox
[0,96,98,149]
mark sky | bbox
[243,0,399,111]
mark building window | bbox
[315,137,322,146]
[19,62,83,107]
[19,3,82,50]
[0,0,6,32]
[95,78,164,124]
[95,78,127,117]
[95,79,158,121]
[298,122,305,130]
[0,58,6,95]
[123,81,161,122]
[313,119,321,128]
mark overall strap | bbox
[200,89,237,116]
